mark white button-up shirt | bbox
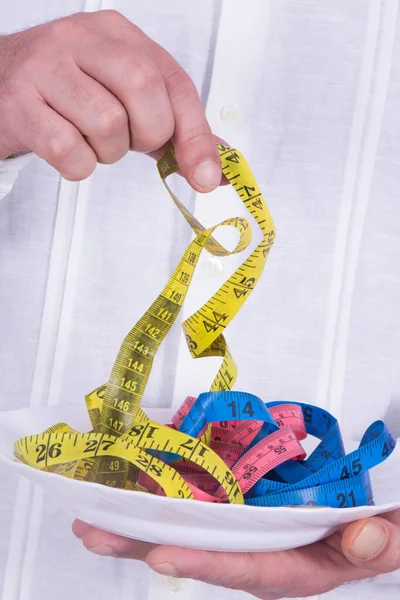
[1,1,400,599]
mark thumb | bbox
[342,514,400,574]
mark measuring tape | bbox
[13,144,396,507]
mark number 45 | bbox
[340,458,362,479]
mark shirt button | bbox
[206,255,223,273]
[220,104,242,125]
[200,254,224,278]
[162,576,187,593]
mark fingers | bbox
[75,43,174,155]
[0,10,223,189]
[146,546,273,593]
[144,540,361,596]
[342,514,400,574]
[76,12,221,192]
[72,520,156,560]
[39,60,130,164]
[17,98,97,181]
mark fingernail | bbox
[350,520,387,560]
[72,520,91,539]
[150,562,179,577]
[88,544,116,557]
[192,160,221,190]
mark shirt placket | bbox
[171,0,273,407]
[151,3,271,599]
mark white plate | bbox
[0,404,399,552]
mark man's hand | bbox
[0,10,222,191]
[72,510,400,599]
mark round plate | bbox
[0,404,399,552]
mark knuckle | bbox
[62,163,95,182]
[70,9,128,33]
[47,129,81,161]
[133,135,167,154]
[60,164,96,181]
[165,68,195,99]
[156,118,174,146]
[47,55,76,80]
[134,116,174,153]
[98,150,127,166]
[96,9,125,24]
[48,16,81,41]
[58,150,97,181]
[130,60,162,93]
[96,104,128,137]
[180,124,211,148]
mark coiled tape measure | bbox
[14,144,396,507]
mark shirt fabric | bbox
[1,1,400,599]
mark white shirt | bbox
[0,1,400,599]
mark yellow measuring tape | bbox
[14,144,276,504]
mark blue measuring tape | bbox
[176,391,396,508]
